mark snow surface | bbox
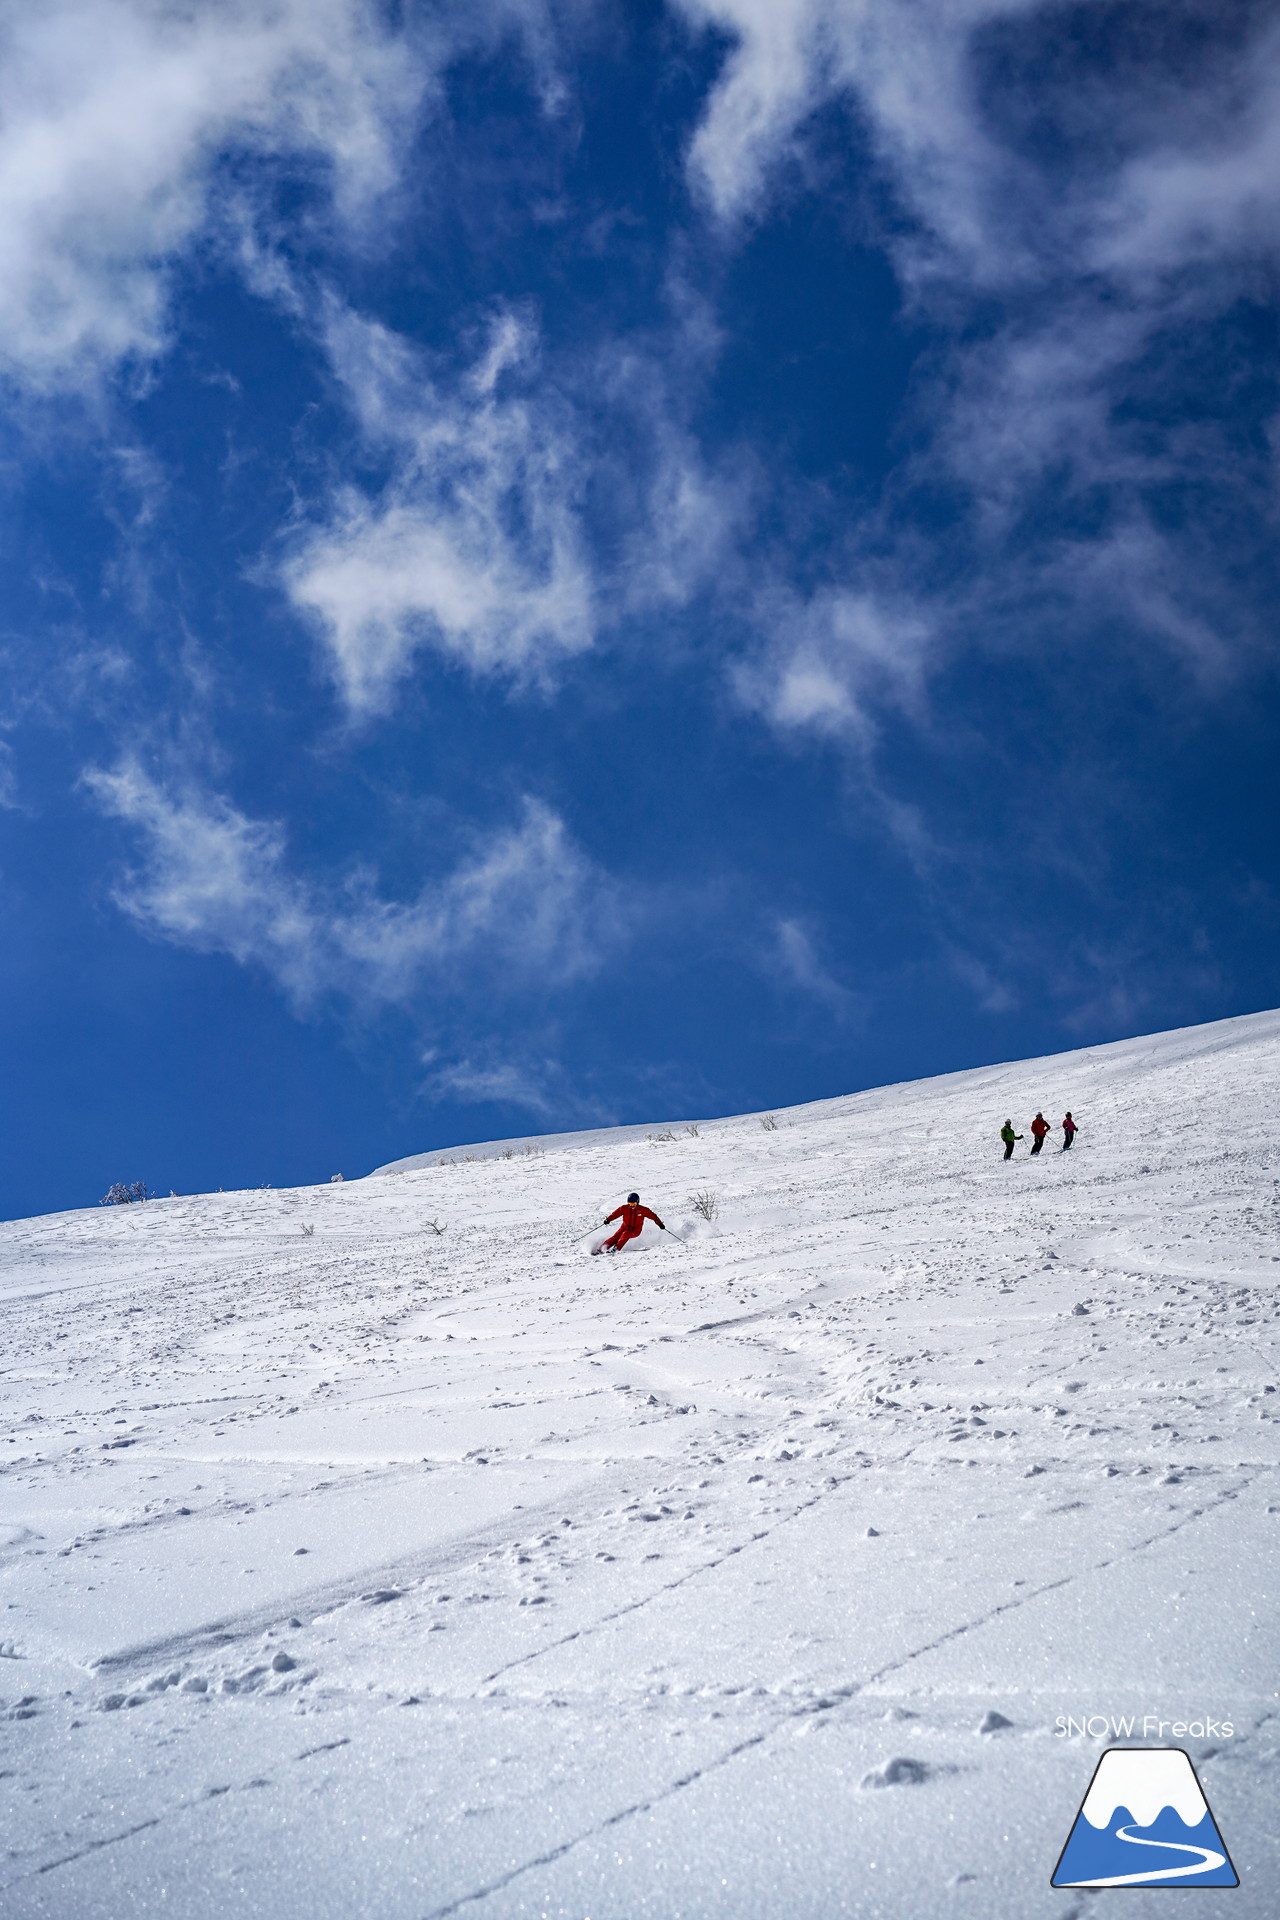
[1,1008,1278,1918]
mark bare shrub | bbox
[424,1219,445,1236]
[300,1223,315,1237]
[648,1128,676,1144]
[684,1123,700,1138]
[689,1190,719,1221]
[760,1114,779,1132]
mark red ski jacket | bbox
[1031,1115,1049,1138]
[604,1203,664,1235]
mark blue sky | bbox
[3,0,1279,1219]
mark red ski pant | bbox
[602,1223,643,1253]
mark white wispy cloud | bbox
[0,4,746,715]
[773,916,865,1022]
[0,0,563,394]
[676,0,834,227]
[0,738,18,810]
[733,586,932,741]
[0,0,420,390]
[82,759,619,1010]
[675,0,1280,713]
[82,759,320,990]
[675,0,1034,248]
[1085,23,1280,286]
[423,1056,558,1117]
[676,0,1280,366]
[281,270,757,712]
[676,0,1280,294]
[284,306,596,710]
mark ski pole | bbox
[663,1225,691,1250]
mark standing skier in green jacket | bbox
[1000,1120,1022,1161]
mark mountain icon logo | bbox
[1052,1747,1237,1887]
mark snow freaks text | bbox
[1054,1716,1235,1739]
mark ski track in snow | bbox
[1,1009,1278,1917]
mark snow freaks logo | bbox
[1051,1749,1238,1889]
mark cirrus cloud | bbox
[284,307,596,710]
[673,0,1280,733]
[0,0,562,393]
[82,758,620,1011]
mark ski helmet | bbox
[627,1192,640,1204]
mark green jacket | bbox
[1000,1124,1020,1144]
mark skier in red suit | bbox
[595,1192,665,1254]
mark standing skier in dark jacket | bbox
[1030,1112,1050,1155]
[1061,1112,1078,1150]
[1000,1121,1021,1161]
[595,1193,665,1255]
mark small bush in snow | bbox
[648,1128,676,1143]
[300,1223,315,1237]
[684,1123,700,1138]
[101,1181,151,1206]
[424,1218,445,1235]
[330,1173,344,1183]
[760,1114,779,1132]
[690,1191,719,1221]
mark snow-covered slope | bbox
[1,1010,1278,1918]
